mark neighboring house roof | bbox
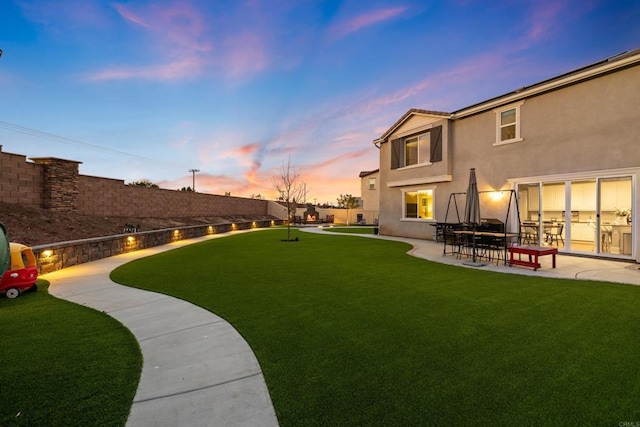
[359,169,379,178]
[374,48,640,145]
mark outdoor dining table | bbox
[452,230,520,265]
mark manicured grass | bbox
[0,281,141,426]
[110,229,640,425]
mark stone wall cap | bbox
[29,156,83,164]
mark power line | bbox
[0,120,154,160]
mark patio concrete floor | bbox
[304,227,640,286]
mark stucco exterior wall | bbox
[378,117,451,238]
[451,65,640,187]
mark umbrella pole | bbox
[472,225,477,263]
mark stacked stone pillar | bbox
[29,157,82,212]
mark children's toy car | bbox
[0,242,38,299]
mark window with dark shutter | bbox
[430,125,442,162]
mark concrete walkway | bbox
[303,227,640,286]
[39,227,640,426]
[41,230,279,427]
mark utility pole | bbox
[189,169,200,192]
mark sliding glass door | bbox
[570,180,596,253]
[517,175,633,258]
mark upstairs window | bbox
[369,178,376,190]
[391,125,442,169]
[494,101,523,145]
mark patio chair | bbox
[520,222,538,245]
[544,223,564,246]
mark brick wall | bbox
[1,147,269,217]
[77,175,267,217]
[0,146,44,207]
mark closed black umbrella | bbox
[463,168,483,264]
[464,168,481,226]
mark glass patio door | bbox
[518,176,633,257]
[599,177,632,255]
[569,180,596,253]
[541,183,565,248]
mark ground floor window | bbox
[404,189,433,219]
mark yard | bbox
[0,282,141,425]
[109,229,640,426]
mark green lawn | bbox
[108,229,640,426]
[0,281,141,426]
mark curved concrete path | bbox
[41,230,279,427]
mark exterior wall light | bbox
[490,191,504,201]
[42,250,53,258]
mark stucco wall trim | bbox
[387,175,452,187]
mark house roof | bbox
[374,48,640,145]
[359,169,379,178]
[374,109,450,144]
[451,47,640,119]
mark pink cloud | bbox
[113,2,212,51]
[525,1,567,43]
[224,142,262,158]
[85,55,206,81]
[329,7,408,39]
[88,2,274,81]
[222,32,270,79]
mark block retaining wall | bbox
[1,147,269,217]
[33,219,284,274]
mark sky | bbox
[1,1,639,205]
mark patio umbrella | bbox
[464,168,481,226]
[463,168,483,264]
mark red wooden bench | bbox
[508,245,558,271]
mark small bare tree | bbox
[274,156,305,241]
[337,194,359,225]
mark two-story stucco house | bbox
[374,49,640,262]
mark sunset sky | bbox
[1,0,638,204]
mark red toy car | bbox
[0,243,38,299]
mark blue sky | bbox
[1,0,638,204]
